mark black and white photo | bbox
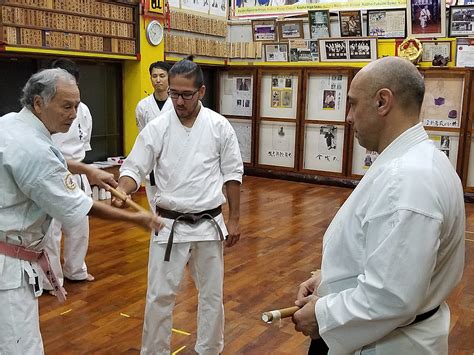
[449,5,474,37]
[308,10,331,39]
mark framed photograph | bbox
[339,10,363,37]
[420,75,464,128]
[219,72,253,117]
[258,121,296,168]
[319,37,377,62]
[303,124,345,173]
[264,43,289,62]
[420,40,451,62]
[289,39,319,62]
[306,73,349,121]
[260,73,299,119]
[449,5,474,37]
[252,20,277,42]
[228,118,252,164]
[456,38,474,67]
[277,20,304,41]
[308,10,331,39]
[408,0,446,38]
[367,9,407,38]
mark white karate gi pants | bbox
[141,241,224,355]
[43,174,90,289]
[0,273,44,354]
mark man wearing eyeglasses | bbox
[114,56,243,354]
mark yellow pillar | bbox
[123,16,165,154]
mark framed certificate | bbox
[367,9,406,38]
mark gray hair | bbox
[20,68,76,110]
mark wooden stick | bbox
[261,306,300,323]
[108,187,148,213]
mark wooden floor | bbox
[39,176,474,354]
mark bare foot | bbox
[48,287,68,297]
[85,273,95,281]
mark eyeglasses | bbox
[168,88,199,100]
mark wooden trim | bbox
[462,70,474,188]
[1,45,137,59]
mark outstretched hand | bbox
[88,168,118,190]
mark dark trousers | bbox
[308,338,329,355]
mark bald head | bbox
[356,57,425,115]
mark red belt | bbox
[0,240,66,302]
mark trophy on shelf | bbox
[398,37,423,65]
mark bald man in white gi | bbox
[136,61,174,210]
[0,68,162,354]
[292,57,465,355]
[114,57,243,355]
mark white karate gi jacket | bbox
[135,94,173,132]
[51,102,93,194]
[121,105,243,243]
[0,108,93,291]
[316,123,465,354]
[52,102,92,161]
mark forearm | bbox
[118,175,139,195]
[89,200,136,223]
[88,200,162,231]
[67,160,92,175]
[225,180,240,221]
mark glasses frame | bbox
[168,88,200,100]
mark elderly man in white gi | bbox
[114,57,243,355]
[0,68,163,354]
[136,61,173,210]
[292,56,465,355]
[42,59,99,295]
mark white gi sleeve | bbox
[81,103,93,152]
[220,121,243,184]
[6,144,93,227]
[135,101,146,132]
[120,124,158,191]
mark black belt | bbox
[404,305,440,327]
[156,206,225,262]
[149,170,155,186]
[307,305,440,355]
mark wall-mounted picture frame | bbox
[456,38,474,67]
[264,43,289,62]
[252,20,277,42]
[303,123,345,173]
[289,39,319,62]
[420,75,464,129]
[367,9,407,38]
[420,40,452,62]
[319,37,377,62]
[306,73,349,121]
[408,0,446,38]
[339,10,363,37]
[449,5,474,37]
[277,20,304,41]
[308,10,331,39]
